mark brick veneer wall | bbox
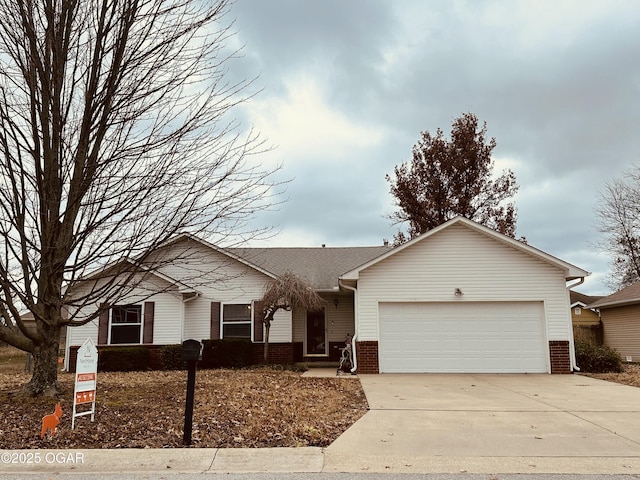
[355,341,379,374]
[292,341,346,363]
[549,340,571,374]
[252,343,294,365]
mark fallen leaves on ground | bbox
[0,368,368,449]
[581,363,640,387]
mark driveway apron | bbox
[324,374,640,474]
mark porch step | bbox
[296,361,338,369]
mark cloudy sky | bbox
[223,0,640,296]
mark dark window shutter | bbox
[210,302,221,340]
[253,301,264,342]
[143,302,154,344]
[98,305,109,345]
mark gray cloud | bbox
[227,0,640,295]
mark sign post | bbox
[72,338,98,430]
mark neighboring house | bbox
[570,291,602,326]
[65,216,589,374]
[20,312,68,353]
[570,290,603,345]
[589,283,640,362]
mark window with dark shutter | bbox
[110,305,142,344]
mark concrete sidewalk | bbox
[2,373,640,475]
[0,447,325,475]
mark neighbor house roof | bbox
[341,216,590,282]
[228,246,392,290]
[570,290,603,308]
[589,282,640,309]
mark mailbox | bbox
[181,339,202,362]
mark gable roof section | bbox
[76,232,391,292]
[228,246,391,290]
[72,257,198,294]
[340,216,590,282]
[164,234,391,290]
[589,282,640,309]
[156,233,279,281]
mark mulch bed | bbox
[580,363,640,387]
[0,368,368,449]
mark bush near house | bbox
[160,344,187,370]
[575,342,623,373]
[201,339,253,369]
[98,347,150,372]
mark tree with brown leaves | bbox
[386,113,519,244]
[258,272,324,363]
[0,0,279,396]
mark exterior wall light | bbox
[454,288,463,297]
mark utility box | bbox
[181,339,202,362]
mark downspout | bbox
[567,278,585,372]
[339,280,358,374]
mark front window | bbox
[222,303,252,339]
[110,305,142,344]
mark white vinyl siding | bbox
[292,294,354,344]
[66,286,182,348]
[355,224,570,344]
[155,239,291,343]
[602,305,640,361]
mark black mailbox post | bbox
[182,339,202,446]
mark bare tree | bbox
[387,113,519,245]
[0,0,279,396]
[595,166,640,290]
[258,271,324,363]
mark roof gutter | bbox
[567,277,585,372]
[339,280,358,374]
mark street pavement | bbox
[2,371,640,476]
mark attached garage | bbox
[378,301,548,373]
[339,217,591,374]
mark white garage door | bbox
[378,302,548,373]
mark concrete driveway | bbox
[324,374,640,474]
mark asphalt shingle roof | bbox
[228,246,392,290]
[570,290,603,306]
[588,282,640,309]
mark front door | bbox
[306,308,327,356]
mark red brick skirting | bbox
[549,340,571,374]
[355,341,379,374]
[252,343,294,365]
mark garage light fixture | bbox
[454,288,463,297]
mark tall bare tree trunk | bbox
[25,324,61,396]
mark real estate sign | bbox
[72,338,98,429]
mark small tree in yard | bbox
[0,0,279,396]
[259,272,324,363]
[387,112,519,245]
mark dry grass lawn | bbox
[3,345,640,450]
[0,346,367,449]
